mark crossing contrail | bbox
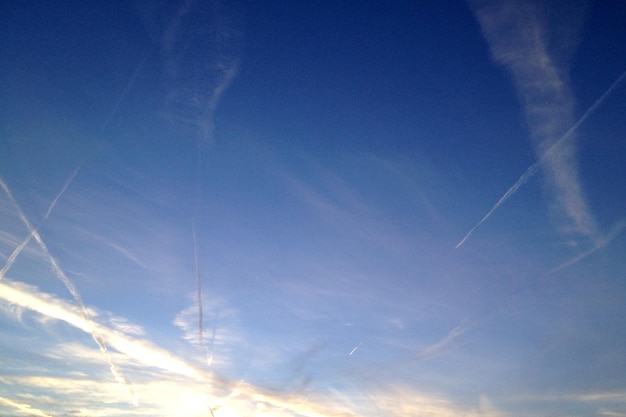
[0,175,136,403]
[1,164,83,279]
[455,71,626,250]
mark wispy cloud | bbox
[1,277,512,417]
[173,292,241,370]
[412,320,470,362]
[0,278,212,380]
[359,385,503,417]
[0,396,53,417]
[599,411,626,417]
[458,0,625,250]
[511,390,626,415]
[161,0,240,143]
[0,279,359,416]
[79,229,150,270]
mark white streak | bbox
[0,164,82,279]
[0,279,205,381]
[207,309,219,366]
[0,176,136,402]
[549,219,626,273]
[455,71,626,249]
[1,280,365,417]
[412,320,469,362]
[455,163,539,249]
[98,56,146,135]
[349,341,363,356]
[0,396,52,417]
[192,222,206,363]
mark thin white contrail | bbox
[207,310,219,366]
[548,219,626,274]
[412,320,469,362]
[349,341,363,356]
[1,164,83,279]
[0,177,85,304]
[0,176,136,402]
[455,71,626,250]
[98,55,146,135]
[455,163,540,249]
[192,222,205,352]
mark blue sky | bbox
[1,1,626,416]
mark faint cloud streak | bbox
[0,396,53,417]
[412,320,470,362]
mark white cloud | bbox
[0,278,519,417]
[173,293,242,369]
[469,0,599,241]
[0,396,53,417]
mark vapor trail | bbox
[98,55,146,135]
[192,222,205,354]
[0,176,136,402]
[349,341,363,356]
[412,320,469,362]
[207,310,219,366]
[455,71,626,250]
[455,163,540,249]
[549,219,626,274]
[1,164,83,279]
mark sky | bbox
[1,0,626,416]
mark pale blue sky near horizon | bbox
[1,1,626,416]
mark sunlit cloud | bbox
[0,279,353,416]
[173,293,242,369]
[358,385,503,417]
[0,396,53,417]
[0,277,519,417]
[0,279,204,379]
[599,411,626,417]
[1,175,136,394]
